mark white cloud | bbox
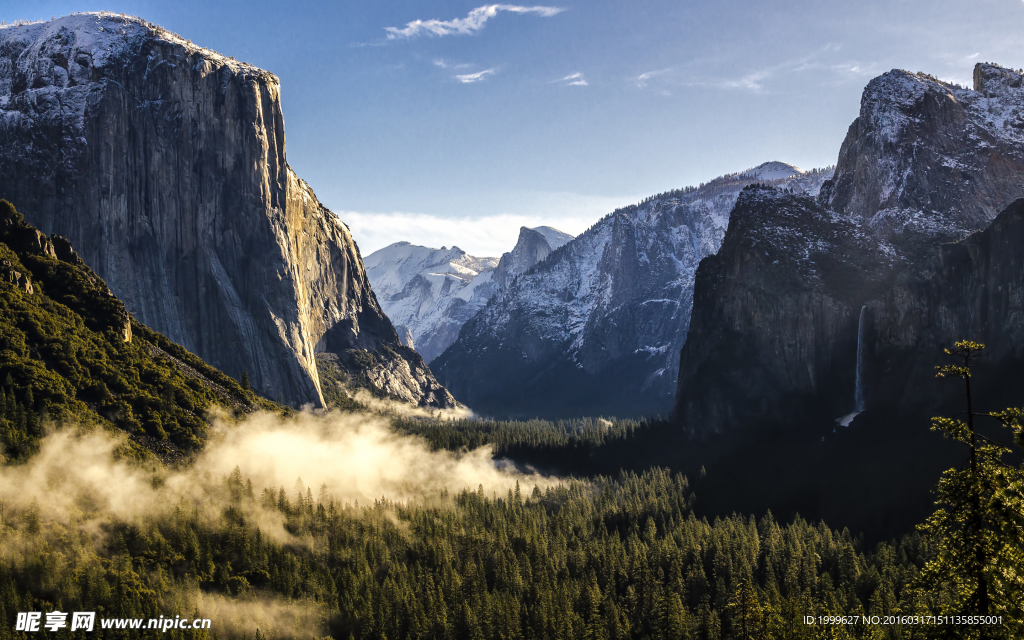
[722,69,771,91]
[456,68,496,83]
[386,4,563,39]
[337,192,645,256]
[560,72,588,86]
[434,59,475,71]
[636,68,671,88]
[828,62,873,77]
[694,45,866,93]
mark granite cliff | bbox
[673,186,894,433]
[862,198,1024,412]
[821,64,1024,258]
[674,63,1024,435]
[0,13,454,408]
[491,226,574,290]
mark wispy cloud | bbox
[435,58,474,71]
[386,4,563,39]
[560,72,588,86]
[829,63,873,77]
[722,69,771,91]
[636,68,671,88]
[456,68,496,83]
[692,44,862,93]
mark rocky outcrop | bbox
[0,13,454,408]
[673,186,894,434]
[674,63,1024,434]
[433,164,833,419]
[862,198,1024,411]
[820,64,1024,258]
[395,325,415,350]
[491,226,573,289]
[1,259,33,294]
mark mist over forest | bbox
[1,8,1023,640]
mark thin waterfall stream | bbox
[854,304,866,412]
[837,305,867,427]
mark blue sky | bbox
[4,1,1024,255]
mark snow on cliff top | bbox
[531,226,574,250]
[741,161,804,181]
[365,242,497,300]
[860,63,1024,146]
[0,12,265,78]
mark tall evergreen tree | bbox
[917,341,1024,638]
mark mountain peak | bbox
[364,243,500,362]
[741,161,804,181]
[0,12,265,78]
[530,226,574,250]
[823,60,1024,248]
[973,61,1024,95]
[0,11,456,410]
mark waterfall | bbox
[854,305,866,412]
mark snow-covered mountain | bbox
[365,244,499,363]
[432,163,834,418]
[675,63,1024,436]
[0,13,456,408]
[492,226,573,289]
[365,226,573,362]
[821,64,1024,258]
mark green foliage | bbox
[0,467,935,640]
[915,342,1024,637]
[0,200,277,459]
[391,415,644,456]
[315,355,369,412]
[2,200,1021,638]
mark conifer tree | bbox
[917,341,1024,638]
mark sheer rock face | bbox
[863,199,1024,410]
[433,165,832,419]
[491,226,573,290]
[820,64,1024,258]
[0,13,454,408]
[673,186,894,434]
[674,63,1024,435]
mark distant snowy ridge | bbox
[366,225,574,362]
[531,226,574,250]
[432,162,834,418]
[365,243,498,363]
[741,161,804,181]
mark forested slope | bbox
[0,200,276,460]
